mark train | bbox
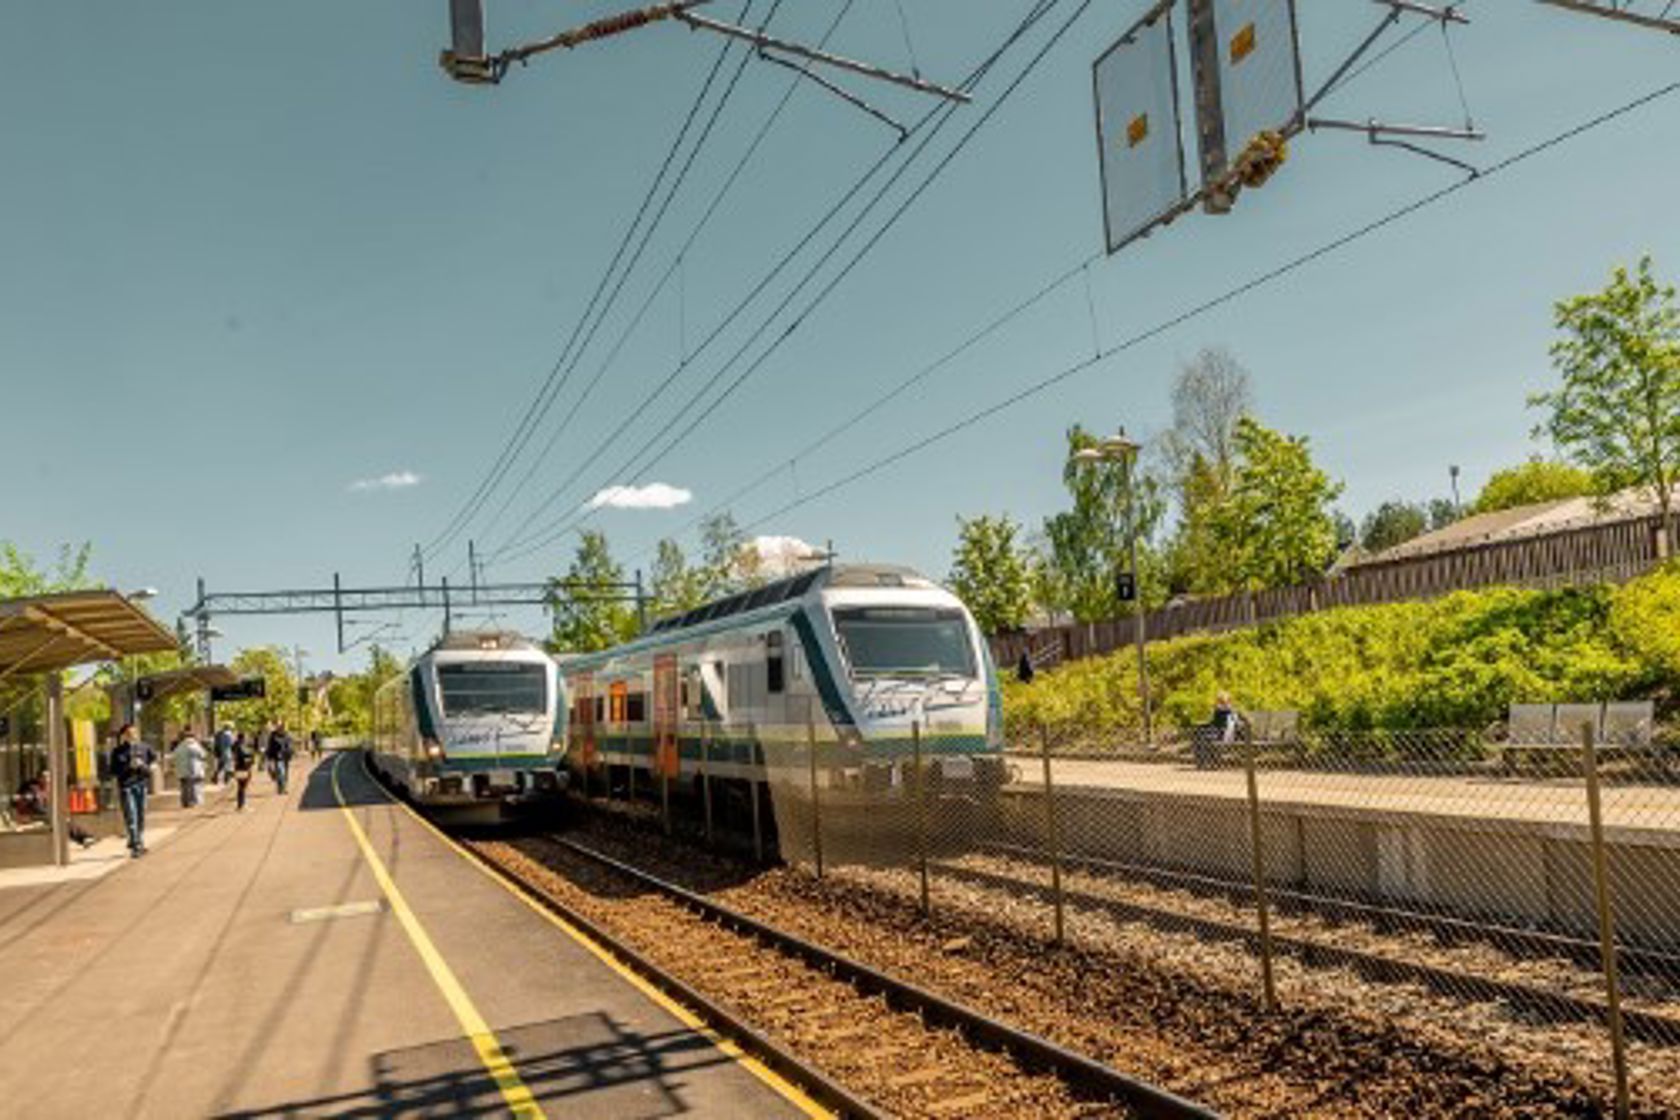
[370,629,567,818]
[557,563,1007,854]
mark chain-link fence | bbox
[759,711,1680,1117]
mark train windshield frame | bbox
[830,606,976,679]
[436,662,548,716]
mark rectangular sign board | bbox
[211,678,267,703]
[1093,6,1189,253]
[1190,0,1303,185]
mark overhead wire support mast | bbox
[441,0,970,103]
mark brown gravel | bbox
[557,815,1679,1119]
[470,838,1129,1120]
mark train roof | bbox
[644,564,935,637]
[429,629,543,654]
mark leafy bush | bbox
[1004,566,1680,746]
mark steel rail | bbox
[977,839,1680,980]
[546,834,1218,1120]
[441,835,887,1118]
[931,858,1680,1047]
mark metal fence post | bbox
[749,762,764,864]
[1582,722,1632,1120]
[912,720,929,916]
[807,715,824,879]
[1040,724,1064,947]
[702,724,716,848]
[660,769,671,836]
[1242,724,1279,1013]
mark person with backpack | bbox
[266,721,294,795]
[111,724,156,857]
[213,724,235,784]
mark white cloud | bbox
[748,535,822,577]
[349,470,422,493]
[586,483,693,511]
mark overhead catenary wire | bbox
[492,0,1074,564]
[458,0,792,566]
[421,0,759,567]
[719,80,1680,544]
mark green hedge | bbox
[1003,564,1680,746]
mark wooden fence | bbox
[991,512,1665,672]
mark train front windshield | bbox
[832,606,976,678]
[437,663,548,715]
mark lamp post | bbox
[1448,464,1462,518]
[1071,433,1153,744]
[291,646,310,745]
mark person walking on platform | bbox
[111,724,156,857]
[267,721,294,796]
[172,732,208,809]
[310,728,324,759]
[213,724,235,784]
[231,733,254,811]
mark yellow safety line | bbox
[331,755,547,1119]
[354,750,832,1120]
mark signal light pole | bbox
[1071,431,1154,745]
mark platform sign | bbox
[210,677,266,703]
[1093,6,1189,253]
[1189,0,1303,188]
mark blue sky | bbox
[3,1,1677,671]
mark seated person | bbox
[12,774,95,847]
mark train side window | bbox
[626,691,647,724]
[766,631,785,694]
[595,696,605,723]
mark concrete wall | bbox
[1002,785,1680,949]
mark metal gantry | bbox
[185,573,647,655]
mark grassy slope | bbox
[1003,563,1680,745]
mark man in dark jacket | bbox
[266,721,294,795]
[110,724,155,857]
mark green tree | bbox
[1533,256,1680,550]
[0,541,92,597]
[1039,426,1166,623]
[549,531,638,652]
[698,511,754,597]
[326,644,402,738]
[1427,497,1459,530]
[650,538,707,617]
[217,647,299,731]
[1359,500,1429,554]
[1470,458,1596,514]
[1208,417,1343,590]
[948,514,1034,633]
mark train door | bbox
[653,652,679,779]
[575,672,596,767]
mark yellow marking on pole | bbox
[354,751,832,1119]
[331,755,547,1119]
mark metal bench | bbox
[1499,701,1665,776]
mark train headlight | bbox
[425,741,445,760]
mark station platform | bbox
[0,752,819,1119]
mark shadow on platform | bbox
[297,755,387,812]
[216,1012,730,1118]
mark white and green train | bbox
[559,564,1006,852]
[371,630,567,818]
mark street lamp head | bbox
[1097,435,1142,458]
[127,587,159,602]
[1069,448,1106,465]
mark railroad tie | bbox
[926,1090,996,1116]
[885,1067,947,1090]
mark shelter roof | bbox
[0,591,178,678]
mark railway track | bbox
[978,839,1680,980]
[933,848,1680,1047]
[461,832,1215,1120]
